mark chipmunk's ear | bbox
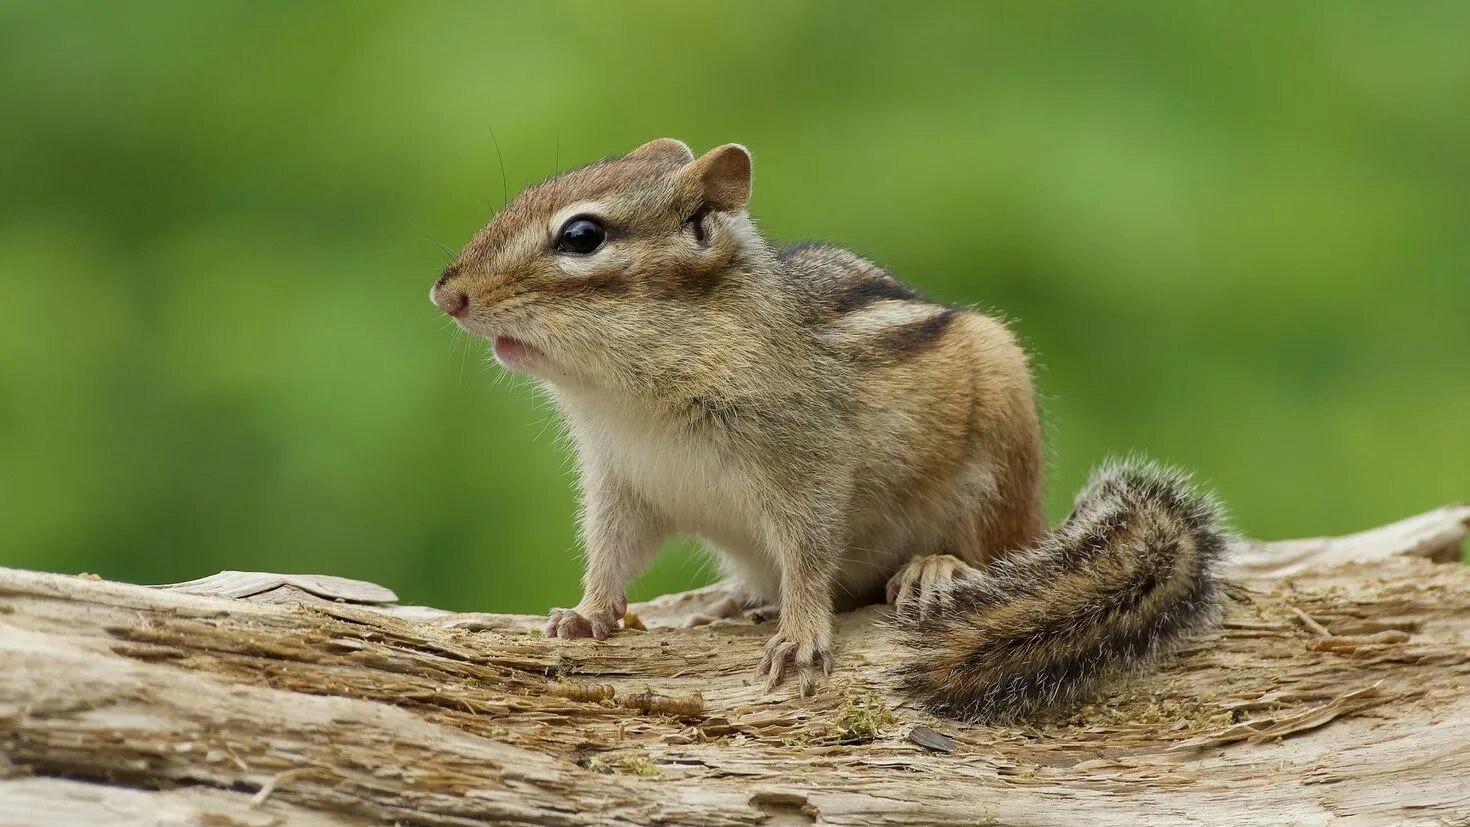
[627,137,694,164]
[679,144,752,212]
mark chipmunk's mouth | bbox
[492,335,544,370]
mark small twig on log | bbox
[1289,606,1333,637]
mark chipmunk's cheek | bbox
[492,336,545,372]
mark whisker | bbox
[415,227,457,264]
[533,411,560,442]
[486,122,509,208]
[458,330,471,384]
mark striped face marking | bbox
[547,201,608,242]
[545,201,634,281]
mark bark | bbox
[1,505,1467,826]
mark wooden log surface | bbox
[1,504,1467,826]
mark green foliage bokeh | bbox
[1,2,1466,613]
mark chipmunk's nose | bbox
[431,284,469,317]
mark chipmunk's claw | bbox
[886,554,985,621]
[757,631,832,696]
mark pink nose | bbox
[433,286,469,317]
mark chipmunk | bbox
[430,138,1230,720]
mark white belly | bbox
[562,393,775,591]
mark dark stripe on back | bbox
[879,307,959,355]
[830,278,921,314]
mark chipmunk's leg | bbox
[756,509,841,696]
[547,474,664,640]
[886,554,987,620]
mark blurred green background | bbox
[1,2,1465,613]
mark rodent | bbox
[430,137,1230,720]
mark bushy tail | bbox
[899,458,1231,722]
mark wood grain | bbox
[1,505,1466,826]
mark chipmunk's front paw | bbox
[545,602,622,640]
[756,631,832,696]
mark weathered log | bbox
[1,505,1467,826]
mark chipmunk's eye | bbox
[556,216,605,255]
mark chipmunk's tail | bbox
[898,458,1230,722]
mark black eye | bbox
[556,216,605,255]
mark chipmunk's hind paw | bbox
[886,554,987,620]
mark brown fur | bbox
[900,460,1229,720]
[431,138,1227,713]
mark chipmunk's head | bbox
[431,138,762,392]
